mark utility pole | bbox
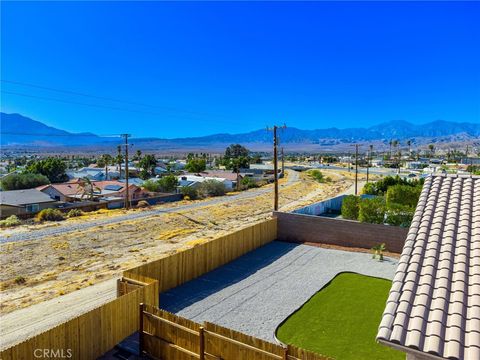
[281,147,285,175]
[367,144,373,183]
[350,144,360,195]
[121,134,131,209]
[267,124,286,211]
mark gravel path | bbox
[0,171,300,244]
[160,241,398,342]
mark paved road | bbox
[161,241,398,342]
[0,170,299,244]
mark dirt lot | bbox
[0,169,362,314]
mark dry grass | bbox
[0,170,353,314]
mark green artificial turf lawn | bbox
[276,273,403,360]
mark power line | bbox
[1,90,182,117]
[1,79,229,119]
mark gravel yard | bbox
[161,241,398,342]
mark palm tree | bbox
[389,140,393,160]
[134,150,142,161]
[116,145,123,178]
[428,144,435,158]
[407,140,412,158]
[98,154,113,180]
[78,178,101,201]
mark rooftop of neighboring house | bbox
[0,188,56,206]
[377,174,480,360]
[38,180,139,198]
[179,174,229,183]
[196,170,241,182]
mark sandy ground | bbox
[0,169,364,317]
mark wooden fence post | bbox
[139,303,144,355]
[199,326,205,360]
[283,346,288,360]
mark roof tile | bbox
[377,175,480,360]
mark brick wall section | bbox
[274,211,408,253]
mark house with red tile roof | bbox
[38,180,146,202]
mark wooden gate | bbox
[139,304,332,360]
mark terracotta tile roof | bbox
[37,181,83,196]
[377,174,480,360]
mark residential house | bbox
[0,189,58,217]
[177,174,233,191]
[38,180,147,203]
[377,174,480,360]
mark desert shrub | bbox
[67,209,83,218]
[341,195,360,220]
[0,215,21,228]
[0,173,50,190]
[136,200,150,208]
[198,180,226,197]
[309,169,325,183]
[15,276,26,285]
[386,203,414,227]
[386,184,422,208]
[36,208,65,222]
[181,186,199,200]
[241,177,258,190]
[358,197,386,224]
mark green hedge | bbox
[341,195,360,220]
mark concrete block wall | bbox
[274,211,408,253]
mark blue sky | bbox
[1,1,479,138]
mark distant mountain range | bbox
[1,112,479,150]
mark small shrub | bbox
[341,195,360,220]
[181,186,199,200]
[0,215,22,228]
[15,276,26,285]
[198,180,226,197]
[136,200,150,208]
[36,208,65,222]
[371,243,386,261]
[67,209,83,218]
[358,197,386,224]
[309,169,325,183]
[241,177,258,190]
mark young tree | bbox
[223,144,250,170]
[26,158,68,183]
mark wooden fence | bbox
[140,304,332,360]
[0,220,276,359]
[124,218,278,292]
[0,276,158,360]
